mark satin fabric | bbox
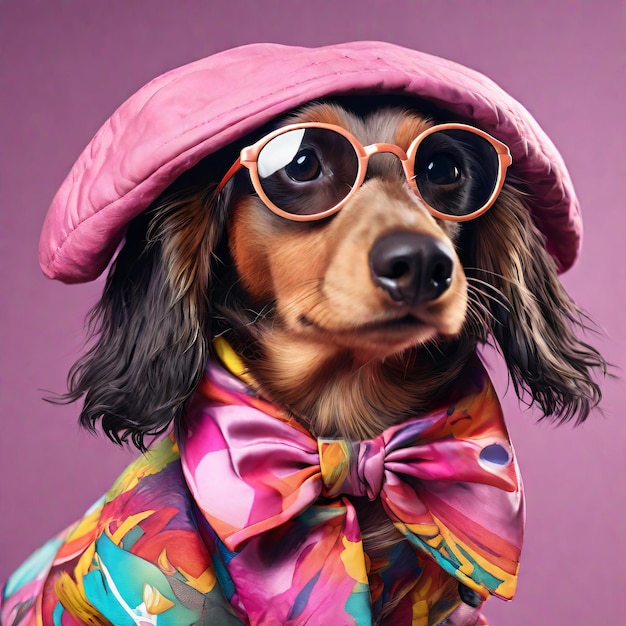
[181,348,524,624]
[1,351,524,625]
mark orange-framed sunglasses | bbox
[217,122,512,222]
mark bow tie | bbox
[180,351,524,623]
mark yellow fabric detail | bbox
[62,503,105,547]
[411,599,429,626]
[157,548,177,576]
[403,522,440,541]
[74,541,96,583]
[54,570,112,626]
[177,565,217,594]
[410,574,432,626]
[435,514,514,599]
[158,544,216,593]
[107,436,180,500]
[213,336,255,385]
[142,583,176,614]
[108,511,155,546]
[318,440,350,496]
[340,536,369,585]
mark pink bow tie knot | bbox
[318,438,386,499]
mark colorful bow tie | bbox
[180,352,524,623]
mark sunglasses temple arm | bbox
[217,159,244,193]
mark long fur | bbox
[467,186,605,423]
[60,103,606,600]
[64,103,605,441]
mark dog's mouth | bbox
[298,312,437,349]
[352,313,426,332]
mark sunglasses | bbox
[217,121,512,222]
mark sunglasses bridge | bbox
[356,141,419,187]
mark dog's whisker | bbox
[463,308,490,338]
[462,297,497,337]
[466,292,500,328]
[465,276,508,300]
[243,304,273,326]
[466,268,540,306]
[466,278,510,309]
[465,275,507,297]
[463,266,510,283]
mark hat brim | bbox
[39,41,581,283]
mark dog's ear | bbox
[61,183,226,449]
[465,184,607,423]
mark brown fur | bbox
[227,105,469,439]
[64,102,606,617]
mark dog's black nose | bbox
[369,232,454,305]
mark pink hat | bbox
[39,41,581,283]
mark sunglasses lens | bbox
[256,128,359,216]
[413,129,501,217]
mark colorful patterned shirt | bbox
[1,346,524,625]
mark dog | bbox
[72,100,604,444]
[1,42,607,626]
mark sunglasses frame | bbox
[218,121,513,222]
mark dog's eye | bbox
[425,154,462,185]
[285,149,322,182]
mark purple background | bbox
[1,2,624,623]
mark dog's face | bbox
[69,98,605,448]
[228,104,468,362]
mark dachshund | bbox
[49,98,606,623]
[67,99,605,444]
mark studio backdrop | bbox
[1,2,623,624]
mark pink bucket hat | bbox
[39,41,581,283]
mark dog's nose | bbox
[369,232,454,305]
